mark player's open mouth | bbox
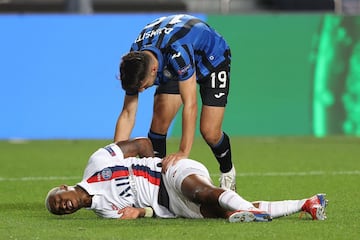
[67,200,73,209]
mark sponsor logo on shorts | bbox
[171,52,181,59]
[214,93,225,98]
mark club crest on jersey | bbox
[101,168,113,180]
[177,64,191,75]
[163,68,173,79]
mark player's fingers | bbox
[161,159,170,173]
[161,156,174,173]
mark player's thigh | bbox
[181,174,221,203]
[200,105,225,144]
[151,93,182,133]
[199,61,229,144]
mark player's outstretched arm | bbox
[118,206,154,219]
[114,94,139,142]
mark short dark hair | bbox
[119,51,150,93]
[45,187,60,215]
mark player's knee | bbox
[152,108,177,133]
[150,112,172,133]
[191,187,220,204]
[200,127,222,146]
[182,175,221,204]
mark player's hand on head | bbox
[161,152,187,173]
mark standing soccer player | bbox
[114,14,235,191]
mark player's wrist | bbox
[143,207,154,218]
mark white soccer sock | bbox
[257,199,306,218]
[218,190,255,211]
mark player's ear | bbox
[151,65,156,73]
[59,184,68,190]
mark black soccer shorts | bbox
[155,62,230,107]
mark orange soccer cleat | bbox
[301,193,328,220]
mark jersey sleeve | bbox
[82,143,125,180]
[168,43,195,81]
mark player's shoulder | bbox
[163,14,203,27]
[170,14,199,20]
[87,143,124,165]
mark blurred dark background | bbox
[1,0,357,14]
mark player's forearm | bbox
[179,103,197,156]
[114,114,135,142]
[118,206,154,219]
[114,94,139,142]
[178,74,197,156]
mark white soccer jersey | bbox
[77,143,211,219]
[77,143,174,219]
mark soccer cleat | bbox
[219,166,236,191]
[301,193,328,220]
[228,210,272,223]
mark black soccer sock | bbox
[148,130,167,158]
[208,132,233,173]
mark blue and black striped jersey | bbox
[130,14,230,85]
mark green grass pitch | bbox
[0,137,359,240]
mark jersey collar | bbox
[140,46,164,75]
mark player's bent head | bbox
[120,51,150,93]
[45,185,80,215]
[45,187,61,215]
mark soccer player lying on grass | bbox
[45,138,327,222]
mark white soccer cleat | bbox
[228,210,272,223]
[219,166,236,191]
